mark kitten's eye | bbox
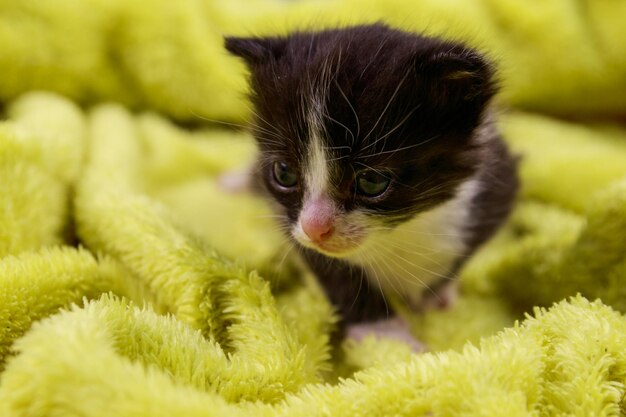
[356,170,391,197]
[272,161,298,188]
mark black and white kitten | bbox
[225,24,518,342]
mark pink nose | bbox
[302,218,334,243]
[300,198,335,243]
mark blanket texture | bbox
[1,1,626,416]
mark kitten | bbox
[225,24,518,342]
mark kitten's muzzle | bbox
[300,197,335,244]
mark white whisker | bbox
[334,79,360,142]
[359,105,420,154]
[369,134,440,160]
[359,66,412,146]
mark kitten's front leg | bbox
[419,279,458,311]
[217,165,254,193]
[346,316,424,352]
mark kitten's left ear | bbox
[224,36,288,66]
[416,45,496,109]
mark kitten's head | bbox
[226,24,496,257]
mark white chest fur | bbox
[347,179,480,307]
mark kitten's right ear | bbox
[224,36,288,66]
[416,45,496,110]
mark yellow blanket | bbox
[1,0,626,415]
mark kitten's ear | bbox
[416,46,496,109]
[224,36,288,66]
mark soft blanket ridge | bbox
[1,91,625,415]
[1,0,626,415]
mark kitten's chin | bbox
[295,238,363,258]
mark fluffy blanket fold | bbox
[1,0,626,415]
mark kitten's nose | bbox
[300,198,335,243]
[302,218,334,243]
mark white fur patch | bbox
[303,134,328,199]
[293,92,333,245]
[303,91,330,199]
[348,179,481,307]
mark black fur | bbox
[226,24,518,325]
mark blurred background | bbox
[1,0,625,124]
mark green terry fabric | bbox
[1,296,625,416]
[1,0,626,121]
[0,91,625,415]
[0,247,109,370]
[0,93,85,255]
[74,103,332,400]
[0,0,626,414]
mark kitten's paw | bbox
[346,317,424,352]
[420,281,458,310]
[217,168,252,193]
